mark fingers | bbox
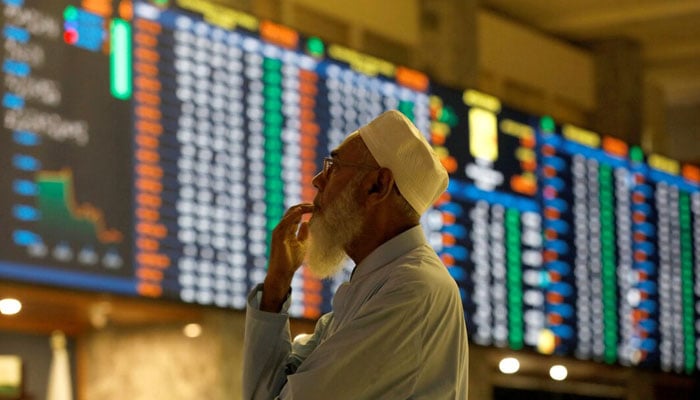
[286,202,314,216]
[282,203,314,223]
[297,221,309,242]
[275,203,314,236]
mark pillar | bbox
[417,0,479,89]
[590,38,643,144]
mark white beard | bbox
[306,177,364,279]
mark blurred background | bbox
[0,0,698,399]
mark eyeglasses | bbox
[322,157,379,177]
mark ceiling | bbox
[481,0,700,108]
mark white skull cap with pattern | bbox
[355,110,448,215]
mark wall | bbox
[291,0,420,48]
[666,104,700,163]
[79,309,314,400]
[80,311,245,400]
[477,10,596,126]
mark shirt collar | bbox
[351,225,427,281]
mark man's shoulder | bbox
[386,244,458,293]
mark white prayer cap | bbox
[356,110,448,215]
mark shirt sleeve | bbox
[242,284,334,400]
[242,284,292,400]
[278,277,428,400]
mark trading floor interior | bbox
[1,0,699,399]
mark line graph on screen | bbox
[12,168,125,269]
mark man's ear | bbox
[367,168,394,203]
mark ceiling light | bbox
[0,298,22,315]
[498,357,520,374]
[549,364,568,381]
[89,301,112,329]
[183,323,202,338]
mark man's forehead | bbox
[331,132,363,158]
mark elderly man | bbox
[243,110,469,399]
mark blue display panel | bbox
[0,0,698,374]
[534,120,700,373]
[0,0,432,320]
[0,0,134,293]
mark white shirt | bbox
[243,226,469,399]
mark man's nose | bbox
[311,170,324,190]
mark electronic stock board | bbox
[0,0,698,374]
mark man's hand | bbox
[260,203,314,312]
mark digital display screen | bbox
[0,0,698,374]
